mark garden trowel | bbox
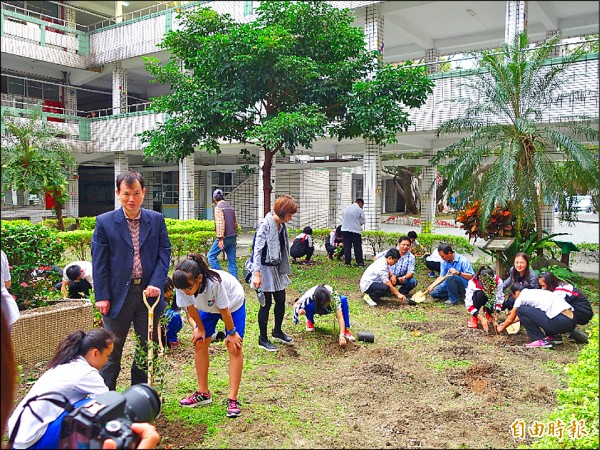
[410,274,450,303]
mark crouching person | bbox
[497,284,576,348]
[292,284,354,346]
[360,248,406,307]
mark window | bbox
[8,78,25,96]
[211,171,236,197]
[44,83,60,101]
[352,176,363,200]
[27,80,42,98]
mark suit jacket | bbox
[91,208,171,319]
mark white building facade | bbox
[1,1,598,230]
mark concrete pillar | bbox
[114,152,128,209]
[420,149,437,234]
[420,49,441,234]
[115,1,123,23]
[541,203,555,234]
[257,149,266,225]
[425,48,440,75]
[178,155,195,220]
[362,4,384,231]
[63,72,77,122]
[112,61,127,115]
[66,170,79,218]
[363,141,382,231]
[64,4,76,52]
[505,1,528,44]
[546,30,561,57]
[10,188,18,206]
[329,167,343,228]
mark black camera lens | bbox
[121,384,161,423]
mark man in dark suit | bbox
[92,170,171,390]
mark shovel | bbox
[142,289,160,388]
[410,274,450,303]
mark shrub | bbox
[1,222,65,309]
[78,217,97,231]
[527,315,599,449]
[57,230,93,261]
[168,231,215,267]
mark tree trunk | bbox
[436,178,448,212]
[534,192,544,257]
[393,174,419,215]
[54,203,65,231]
[262,149,275,216]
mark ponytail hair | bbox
[173,253,221,293]
[48,328,115,369]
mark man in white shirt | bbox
[360,248,407,306]
[341,198,366,267]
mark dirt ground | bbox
[9,262,592,449]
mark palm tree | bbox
[431,32,598,244]
[1,108,75,230]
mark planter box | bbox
[11,301,94,365]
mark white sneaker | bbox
[363,294,377,306]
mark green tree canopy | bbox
[432,32,598,242]
[141,0,434,214]
[1,108,75,230]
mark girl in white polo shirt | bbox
[173,253,246,418]
[7,329,114,449]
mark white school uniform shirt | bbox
[1,282,20,326]
[359,257,393,293]
[513,288,573,319]
[176,270,244,314]
[62,261,94,288]
[1,250,11,284]
[7,356,108,449]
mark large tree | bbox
[141,0,433,214]
[431,32,598,242]
[1,109,75,231]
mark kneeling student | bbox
[292,284,354,346]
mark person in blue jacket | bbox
[91,170,171,390]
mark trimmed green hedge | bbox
[57,230,93,261]
[288,228,474,256]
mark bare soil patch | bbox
[8,258,591,449]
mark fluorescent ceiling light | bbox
[122,1,129,6]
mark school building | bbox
[1,1,598,231]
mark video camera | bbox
[58,383,160,449]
